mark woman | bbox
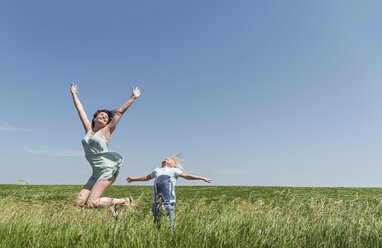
[71,83,140,215]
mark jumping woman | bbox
[70,83,140,217]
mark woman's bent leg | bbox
[74,184,93,206]
[86,176,132,208]
[86,177,114,208]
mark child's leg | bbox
[152,202,162,225]
[165,203,176,229]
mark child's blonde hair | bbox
[171,153,184,171]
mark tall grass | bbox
[1,186,382,247]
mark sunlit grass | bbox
[1,185,382,247]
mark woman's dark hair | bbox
[92,109,117,128]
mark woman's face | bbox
[162,157,175,167]
[95,112,109,126]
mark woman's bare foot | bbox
[123,196,133,207]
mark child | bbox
[126,154,212,228]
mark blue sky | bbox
[1,0,382,186]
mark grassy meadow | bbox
[1,185,382,247]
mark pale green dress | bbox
[82,129,123,186]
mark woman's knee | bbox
[75,185,92,207]
[74,196,87,207]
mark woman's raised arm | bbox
[71,83,92,133]
[104,86,141,137]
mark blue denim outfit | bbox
[152,201,175,229]
[150,168,183,229]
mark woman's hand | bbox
[71,83,78,95]
[131,86,141,99]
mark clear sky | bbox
[1,0,382,186]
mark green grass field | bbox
[1,185,382,247]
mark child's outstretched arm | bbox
[127,175,153,183]
[180,173,212,183]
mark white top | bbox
[150,167,183,203]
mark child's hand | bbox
[126,177,135,183]
[203,178,212,183]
